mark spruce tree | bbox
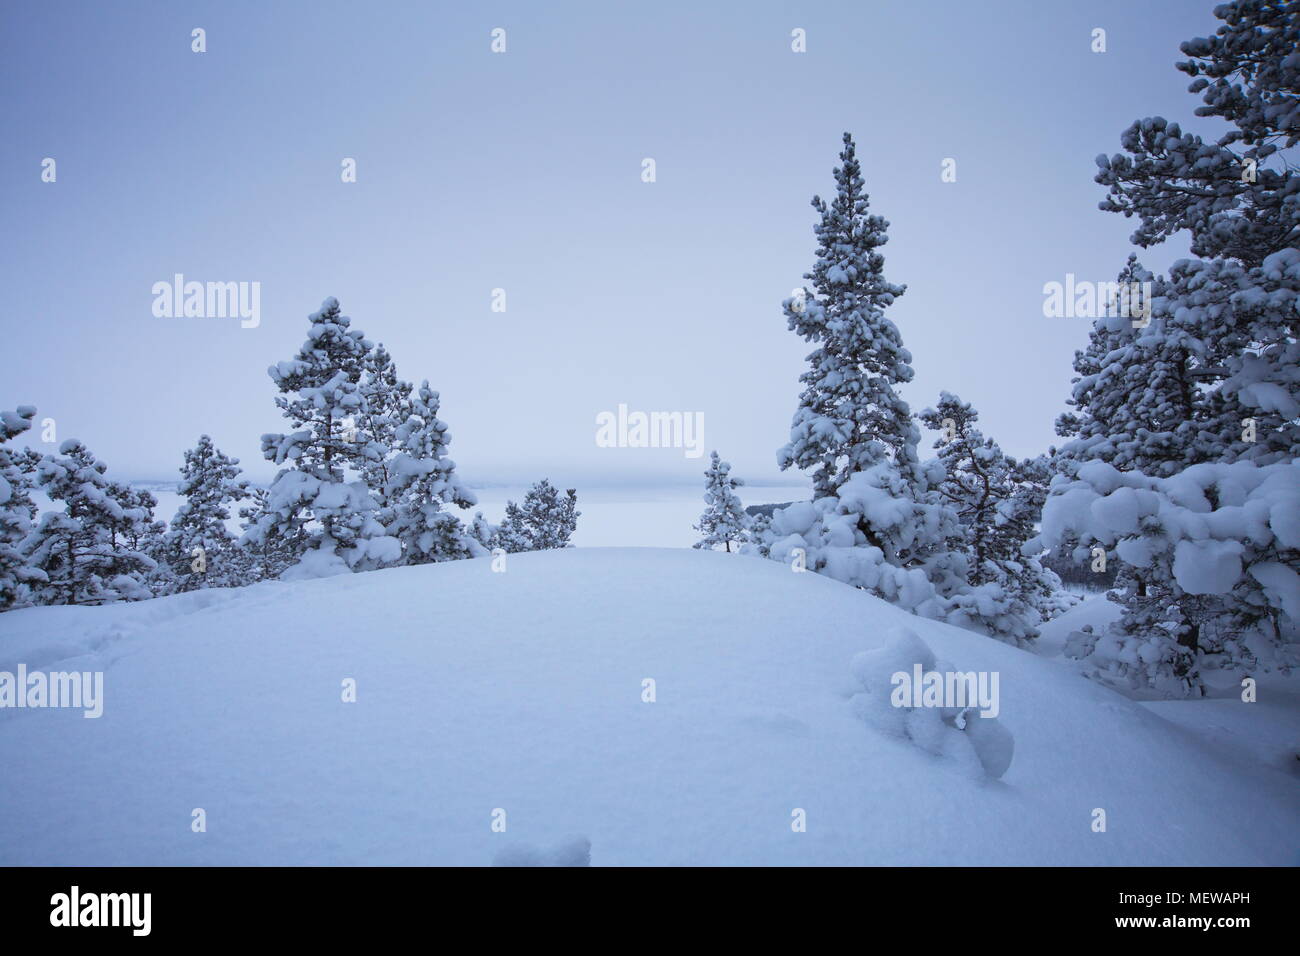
[693,451,749,552]
[778,132,920,497]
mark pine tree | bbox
[693,451,749,552]
[1033,456,1297,696]
[0,406,43,610]
[778,132,920,497]
[387,381,479,564]
[1056,256,1203,477]
[109,482,172,596]
[759,134,972,624]
[247,297,399,577]
[1059,1,1300,690]
[919,395,1065,642]
[492,480,579,552]
[1092,1,1299,462]
[1059,253,1298,475]
[24,440,155,605]
[1094,0,1298,269]
[358,343,414,528]
[163,435,250,592]
[466,511,497,551]
[238,486,304,581]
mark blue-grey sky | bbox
[2,0,1220,485]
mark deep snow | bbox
[0,548,1295,865]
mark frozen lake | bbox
[125,481,812,550]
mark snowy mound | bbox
[0,548,1295,865]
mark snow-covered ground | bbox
[1,548,1295,866]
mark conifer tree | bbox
[1092,1,1299,462]
[1094,0,1298,269]
[163,435,250,592]
[358,343,414,527]
[387,381,479,563]
[919,394,1065,642]
[24,440,155,605]
[247,298,399,576]
[492,480,579,552]
[238,486,305,581]
[778,132,920,497]
[693,451,749,552]
[0,406,42,610]
[466,512,497,552]
[1055,0,1300,690]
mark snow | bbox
[278,545,351,581]
[1,548,1294,865]
[1173,538,1243,594]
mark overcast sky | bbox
[1,0,1218,486]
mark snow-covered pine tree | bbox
[107,482,171,596]
[1095,0,1298,270]
[358,343,414,529]
[238,486,304,581]
[163,435,251,592]
[492,480,580,552]
[491,500,531,554]
[0,406,43,610]
[778,132,921,497]
[466,511,497,552]
[1053,1,1300,693]
[759,133,972,619]
[1093,0,1299,462]
[744,511,773,558]
[1032,458,1297,696]
[1056,256,1204,477]
[918,395,1066,643]
[557,487,579,546]
[247,298,400,578]
[24,440,155,605]
[693,451,749,552]
[1161,252,1299,467]
[387,381,480,564]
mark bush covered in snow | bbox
[848,627,1014,779]
[1032,458,1299,694]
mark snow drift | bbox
[0,548,1294,865]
